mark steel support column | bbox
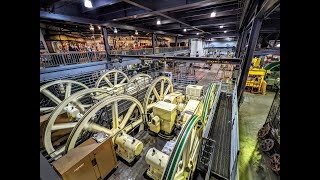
[235,30,245,57]
[237,18,262,100]
[40,153,61,180]
[102,27,111,68]
[175,35,178,47]
[152,33,156,54]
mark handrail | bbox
[40,47,189,69]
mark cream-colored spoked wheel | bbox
[40,80,88,114]
[129,73,152,83]
[65,95,144,153]
[43,88,111,157]
[143,76,174,117]
[95,70,129,88]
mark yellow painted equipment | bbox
[114,132,144,163]
[145,147,169,180]
[150,101,177,135]
[163,91,185,104]
[246,58,271,94]
[186,85,203,101]
[149,116,161,133]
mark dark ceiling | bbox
[40,0,279,40]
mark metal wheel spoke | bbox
[160,80,164,96]
[55,146,65,156]
[72,100,86,113]
[119,103,137,128]
[40,107,55,113]
[119,78,126,84]
[104,77,114,87]
[52,122,78,131]
[85,122,113,135]
[163,85,171,96]
[114,72,118,85]
[152,87,161,100]
[65,82,72,98]
[112,101,119,129]
[42,89,62,105]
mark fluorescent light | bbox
[135,30,138,35]
[210,12,216,17]
[196,33,199,35]
[219,25,224,28]
[114,28,118,33]
[157,20,161,25]
[224,30,227,33]
[276,44,280,47]
[84,0,93,8]
[183,28,187,32]
[98,26,101,30]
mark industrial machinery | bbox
[40,70,152,159]
[144,83,217,180]
[40,65,240,180]
[245,57,271,94]
[265,61,280,90]
[258,89,280,175]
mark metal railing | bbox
[40,51,106,68]
[40,47,189,69]
[110,46,189,55]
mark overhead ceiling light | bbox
[84,0,93,8]
[210,12,216,17]
[135,30,138,35]
[114,28,118,33]
[183,28,187,32]
[219,25,224,28]
[276,44,280,47]
[89,25,94,31]
[196,33,199,35]
[98,26,101,30]
[157,20,161,25]
[224,30,227,33]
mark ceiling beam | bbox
[256,0,280,19]
[40,11,180,36]
[174,4,238,19]
[185,8,241,22]
[121,0,209,34]
[192,16,239,27]
[40,11,102,24]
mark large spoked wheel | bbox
[129,73,152,83]
[162,115,203,180]
[143,76,173,119]
[64,95,144,153]
[40,80,88,114]
[43,88,110,157]
[95,70,129,88]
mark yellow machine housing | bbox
[186,85,203,101]
[148,116,161,133]
[114,132,144,163]
[163,91,185,104]
[145,147,169,180]
[246,58,271,94]
[179,99,200,125]
[151,101,177,135]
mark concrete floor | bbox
[238,92,279,180]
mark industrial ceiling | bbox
[40,0,279,41]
